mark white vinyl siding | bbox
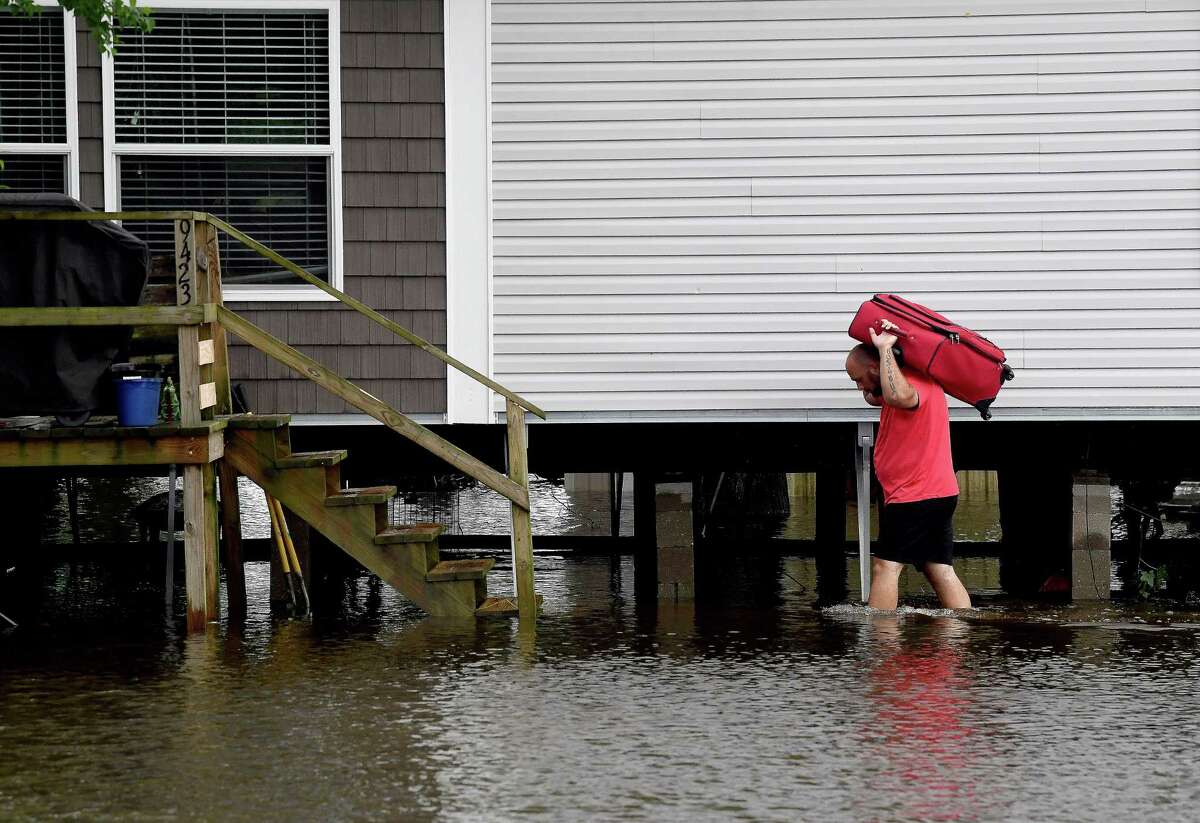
[490,0,1200,417]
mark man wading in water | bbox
[845,319,972,609]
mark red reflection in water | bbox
[863,616,978,823]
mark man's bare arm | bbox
[869,321,919,409]
[878,346,918,409]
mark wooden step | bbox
[426,558,495,582]
[374,523,444,545]
[276,449,347,469]
[221,413,293,430]
[325,485,396,506]
[227,436,472,617]
[475,594,544,617]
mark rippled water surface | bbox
[4,472,1200,821]
[4,551,1200,823]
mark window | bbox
[0,3,77,196]
[104,1,341,300]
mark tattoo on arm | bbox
[879,348,917,407]
[883,348,899,402]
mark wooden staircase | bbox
[222,413,505,617]
[0,209,543,629]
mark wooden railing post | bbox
[197,218,242,616]
[196,218,232,415]
[505,400,536,623]
[174,216,202,426]
[174,216,219,632]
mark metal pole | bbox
[855,422,875,603]
[700,471,725,540]
[165,464,177,606]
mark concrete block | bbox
[656,482,694,601]
[564,472,608,494]
[1071,548,1111,601]
[1071,472,1111,600]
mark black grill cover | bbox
[0,194,149,418]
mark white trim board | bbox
[444,0,495,424]
[101,0,343,302]
[63,6,78,199]
[290,413,446,426]
[495,408,1200,424]
[290,409,1200,426]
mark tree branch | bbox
[2,0,154,55]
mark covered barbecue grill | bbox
[0,194,149,424]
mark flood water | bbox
[3,475,1200,821]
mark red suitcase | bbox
[848,294,1014,420]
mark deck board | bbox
[0,416,225,466]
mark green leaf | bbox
[2,0,154,55]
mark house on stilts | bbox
[3,0,1200,620]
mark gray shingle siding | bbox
[76,19,103,208]
[232,0,447,416]
[76,2,448,416]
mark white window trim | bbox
[0,2,79,198]
[101,0,341,303]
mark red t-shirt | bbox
[874,368,959,505]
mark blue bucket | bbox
[115,377,162,426]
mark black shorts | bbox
[877,495,958,568]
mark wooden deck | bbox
[0,210,542,632]
[0,416,225,467]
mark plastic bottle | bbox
[161,376,181,422]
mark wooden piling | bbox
[609,471,623,538]
[633,473,657,600]
[506,400,536,623]
[815,466,849,603]
[183,461,219,631]
[217,459,246,619]
[998,466,1072,596]
[176,217,219,631]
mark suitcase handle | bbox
[873,318,909,339]
[877,316,965,345]
[872,319,908,366]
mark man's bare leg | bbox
[867,557,904,609]
[923,562,972,609]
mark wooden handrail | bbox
[2,210,540,618]
[203,215,546,420]
[0,306,207,326]
[216,305,530,510]
[0,210,199,222]
[0,209,545,420]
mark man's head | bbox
[846,343,882,400]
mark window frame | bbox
[0,1,80,198]
[101,0,342,302]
